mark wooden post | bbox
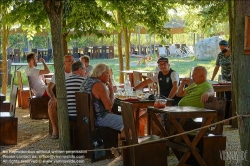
[244,16,250,55]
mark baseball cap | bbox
[219,40,228,46]
[157,57,169,63]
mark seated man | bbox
[80,63,123,131]
[47,55,74,139]
[25,52,50,97]
[177,66,214,108]
[135,57,181,105]
[79,55,93,76]
[135,57,181,135]
[66,61,86,122]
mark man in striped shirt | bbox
[66,61,87,122]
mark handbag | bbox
[91,128,106,161]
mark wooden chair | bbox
[27,76,50,119]
[0,93,6,110]
[120,101,168,166]
[0,86,18,145]
[147,72,158,95]
[133,71,149,92]
[74,92,118,161]
[198,97,227,166]
[14,48,21,63]
[133,71,142,87]
[16,70,30,109]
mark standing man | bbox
[135,57,181,105]
[66,61,86,122]
[25,52,50,97]
[211,40,231,118]
[47,55,74,139]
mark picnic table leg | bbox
[148,111,168,137]
[149,112,182,159]
[171,119,207,166]
[173,118,187,143]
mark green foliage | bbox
[100,0,173,37]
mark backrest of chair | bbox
[204,96,227,135]
[16,70,23,90]
[147,73,155,94]
[133,71,142,87]
[9,85,18,116]
[27,76,33,97]
[73,47,79,58]
[75,92,95,131]
[120,101,138,145]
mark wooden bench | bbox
[74,92,118,161]
[0,86,18,145]
[17,70,30,109]
[120,101,168,166]
[27,76,49,119]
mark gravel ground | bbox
[0,108,242,166]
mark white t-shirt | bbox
[151,71,179,83]
[50,72,72,84]
[25,67,47,97]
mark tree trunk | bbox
[1,10,9,95]
[228,0,238,128]
[123,27,131,70]
[62,33,68,55]
[43,0,71,150]
[117,11,124,83]
[62,19,68,55]
[232,0,250,165]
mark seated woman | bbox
[80,63,123,132]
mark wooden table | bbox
[43,73,54,78]
[119,70,154,87]
[212,84,231,97]
[113,98,173,136]
[147,106,217,166]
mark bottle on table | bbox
[124,75,132,96]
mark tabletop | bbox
[119,70,154,74]
[147,106,216,118]
[212,84,231,92]
[12,63,54,66]
[43,73,54,78]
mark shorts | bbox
[42,90,49,97]
[95,113,124,131]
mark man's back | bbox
[66,74,85,118]
[26,67,47,97]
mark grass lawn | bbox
[3,56,219,98]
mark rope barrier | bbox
[80,114,250,152]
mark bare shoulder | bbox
[92,81,106,93]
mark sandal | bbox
[51,134,59,139]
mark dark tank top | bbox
[80,77,108,120]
